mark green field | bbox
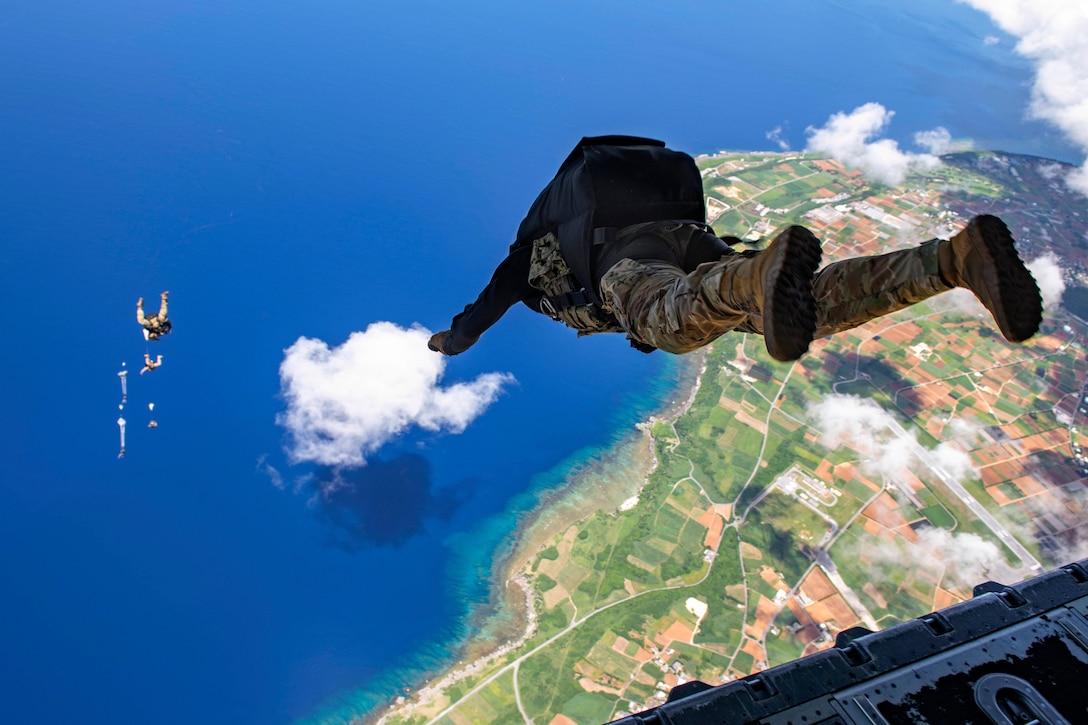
[383,150,1088,725]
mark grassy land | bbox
[379,151,1088,725]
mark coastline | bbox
[496,347,708,587]
[336,148,1088,725]
[370,348,709,724]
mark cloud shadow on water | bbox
[313,453,471,550]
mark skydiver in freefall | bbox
[428,136,1042,362]
[136,291,172,340]
[140,353,163,375]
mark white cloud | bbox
[257,454,285,489]
[766,125,791,151]
[809,393,899,452]
[946,416,984,444]
[1019,492,1088,565]
[1026,252,1066,314]
[1068,165,1088,195]
[809,394,917,482]
[805,103,945,186]
[808,394,982,486]
[276,322,515,468]
[914,127,954,155]
[865,527,1015,590]
[984,35,1001,46]
[1038,162,1065,179]
[932,442,976,482]
[959,1,1088,196]
[813,398,1037,586]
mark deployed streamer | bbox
[117,364,128,405]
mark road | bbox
[886,418,1042,572]
[814,550,880,631]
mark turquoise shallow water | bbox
[304,355,690,722]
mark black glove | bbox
[428,330,454,355]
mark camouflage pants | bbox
[599,239,950,355]
[136,295,169,339]
[136,296,168,328]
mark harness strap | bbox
[543,287,594,315]
[592,227,616,247]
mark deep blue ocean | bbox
[0,1,1080,723]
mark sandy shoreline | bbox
[371,573,538,725]
[495,350,707,584]
[369,351,708,725]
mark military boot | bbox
[720,225,822,361]
[938,215,1042,342]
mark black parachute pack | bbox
[514,135,707,312]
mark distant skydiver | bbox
[140,353,163,375]
[428,136,1042,362]
[117,364,128,404]
[136,291,172,340]
[117,416,126,459]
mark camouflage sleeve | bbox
[445,244,538,354]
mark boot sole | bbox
[969,215,1042,343]
[764,226,822,361]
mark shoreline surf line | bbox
[369,348,710,724]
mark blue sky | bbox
[1,1,1086,723]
